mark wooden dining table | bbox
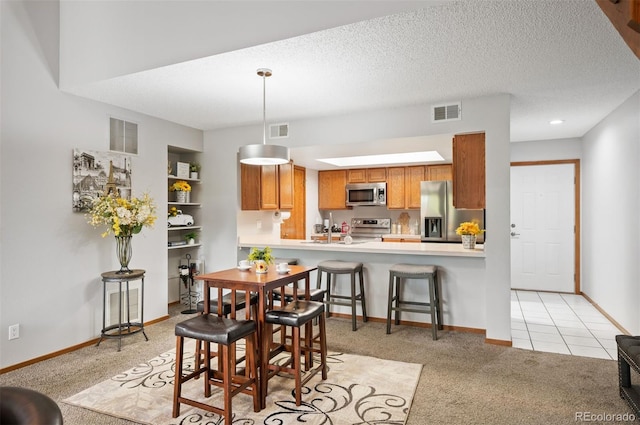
[195,264,317,410]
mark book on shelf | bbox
[168,241,187,247]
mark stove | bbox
[350,218,391,241]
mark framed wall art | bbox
[72,149,132,212]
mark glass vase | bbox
[115,235,133,274]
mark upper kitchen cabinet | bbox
[241,161,294,210]
[452,132,485,209]
[318,169,348,210]
[426,164,453,181]
[347,167,386,183]
[386,165,424,209]
[240,163,261,210]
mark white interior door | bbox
[510,164,575,292]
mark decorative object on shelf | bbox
[168,206,179,217]
[247,246,274,273]
[179,254,198,314]
[238,68,290,165]
[167,210,194,227]
[189,162,201,179]
[87,193,157,274]
[184,232,198,245]
[455,221,485,249]
[169,180,191,203]
[176,161,190,179]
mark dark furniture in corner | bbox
[616,334,640,418]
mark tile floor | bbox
[511,290,621,360]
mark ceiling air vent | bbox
[269,123,289,139]
[431,102,461,123]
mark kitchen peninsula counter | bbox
[238,238,485,258]
[237,237,490,337]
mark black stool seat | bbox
[0,387,63,425]
[175,315,256,345]
[196,291,258,316]
[274,258,299,265]
[265,300,324,327]
[273,287,325,302]
[616,334,640,417]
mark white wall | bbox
[0,1,202,369]
[510,138,582,162]
[581,91,640,335]
[204,94,512,342]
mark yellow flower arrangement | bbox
[168,206,179,217]
[169,180,191,192]
[455,221,485,236]
[87,193,157,237]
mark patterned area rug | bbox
[63,348,422,425]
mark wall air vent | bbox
[269,123,289,139]
[431,102,461,123]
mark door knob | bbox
[510,232,520,236]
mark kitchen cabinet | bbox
[280,165,306,240]
[347,167,386,183]
[241,161,294,210]
[426,164,453,181]
[241,163,261,210]
[386,165,424,209]
[452,132,485,209]
[318,170,348,210]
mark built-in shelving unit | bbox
[168,147,204,306]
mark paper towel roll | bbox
[272,211,291,223]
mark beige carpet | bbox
[63,347,422,425]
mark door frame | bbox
[510,159,581,294]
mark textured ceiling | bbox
[66,0,640,146]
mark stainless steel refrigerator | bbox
[420,180,485,243]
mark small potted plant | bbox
[184,232,198,245]
[189,162,201,179]
[455,221,485,249]
[247,246,274,273]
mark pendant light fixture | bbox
[238,68,290,165]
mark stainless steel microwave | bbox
[345,183,386,206]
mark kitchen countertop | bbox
[238,238,485,258]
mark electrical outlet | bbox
[8,324,19,340]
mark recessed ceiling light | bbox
[317,151,445,167]
[549,119,564,125]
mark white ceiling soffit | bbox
[59,0,440,88]
[61,0,640,143]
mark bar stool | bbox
[316,260,367,331]
[386,263,442,340]
[173,315,260,422]
[264,300,328,406]
[194,291,259,373]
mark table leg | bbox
[118,280,123,351]
[259,291,268,410]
